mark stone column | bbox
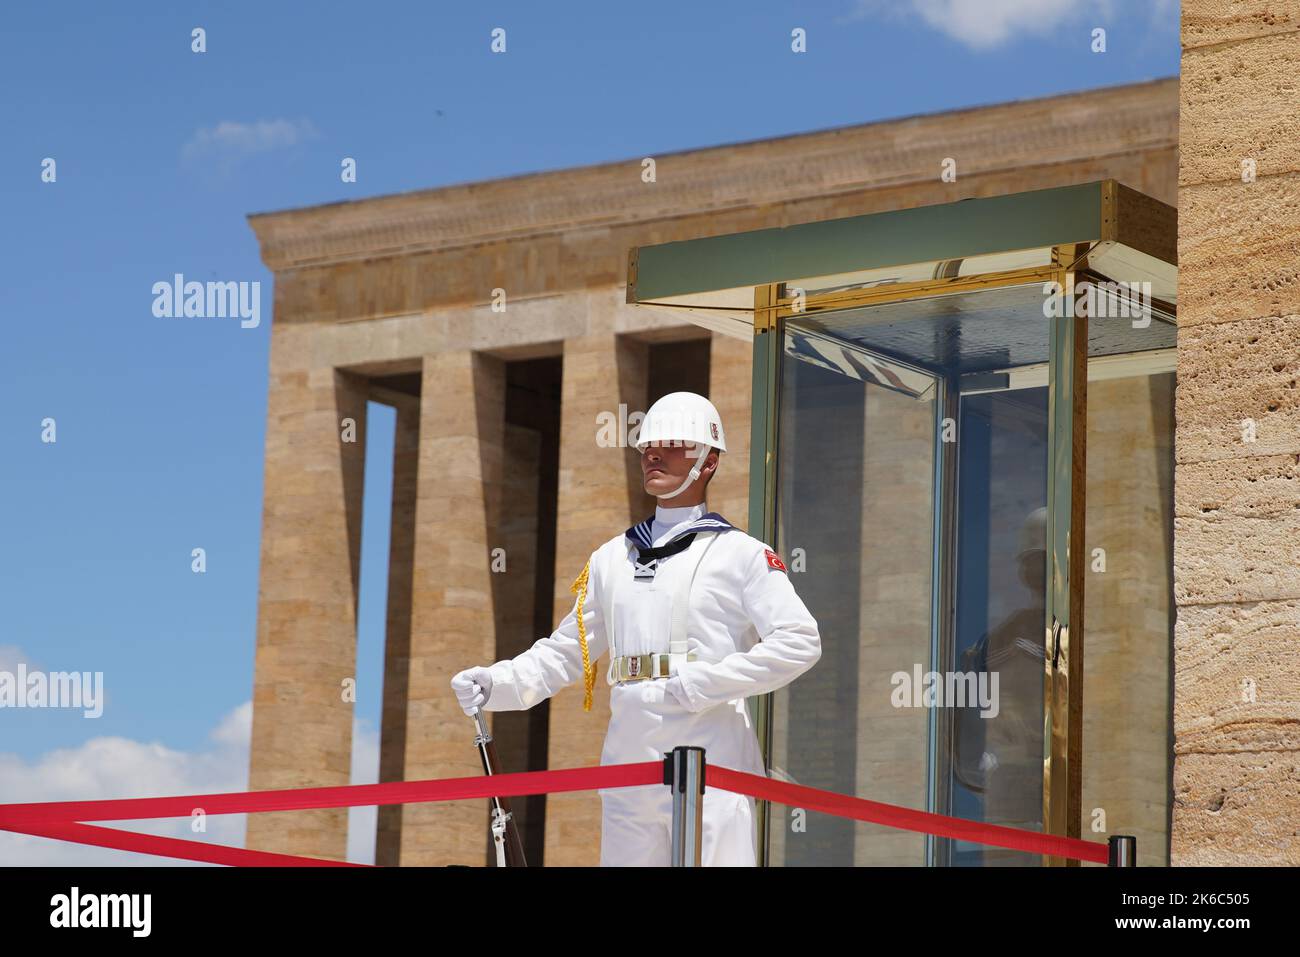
[490,422,545,855]
[247,326,367,860]
[397,350,507,865]
[1176,1,1300,864]
[707,333,753,527]
[543,333,652,865]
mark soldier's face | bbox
[1018,549,1046,595]
[641,441,716,498]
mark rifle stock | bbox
[472,709,528,867]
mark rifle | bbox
[471,708,528,867]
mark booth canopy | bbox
[626,180,1176,340]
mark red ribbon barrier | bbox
[0,758,1109,866]
[0,762,664,867]
[0,761,663,828]
[6,821,362,867]
[708,766,1109,864]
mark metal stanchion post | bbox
[1108,834,1136,867]
[665,746,706,867]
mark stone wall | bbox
[1175,1,1300,864]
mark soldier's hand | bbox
[664,675,690,710]
[451,666,494,715]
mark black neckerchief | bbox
[624,513,733,581]
[636,532,697,562]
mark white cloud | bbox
[850,0,1116,50]
[0,702,250,865]
[0,702,382,866]
[181,118,318,164]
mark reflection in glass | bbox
[950,387,1048,866]
[1080,369,1175,865]
[771,335,937,866]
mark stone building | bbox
[244,3,1300,868]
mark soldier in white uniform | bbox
[452,392,822,866]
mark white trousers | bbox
[600,784,757,866]
[596,677,764,867]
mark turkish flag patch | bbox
[764,548,787,572]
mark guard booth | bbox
[627,181,1177,866]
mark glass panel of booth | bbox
[762,281,1175,866]
[1079,331,1176,866]
[769,328,940,867]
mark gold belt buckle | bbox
[615,652,697,683]
[616,654,661,682]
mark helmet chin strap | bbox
[649,445,706,500]
[652,462,704,500]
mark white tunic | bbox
[484,503,822,779]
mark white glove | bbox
[664,675,691,710]
[451,666,494,716]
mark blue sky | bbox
[0,1,1180,864]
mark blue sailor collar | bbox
[624,512,734,550]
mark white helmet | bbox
[634,391,727,453]
[634,392,726,500]
[1017,506,1047,558]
